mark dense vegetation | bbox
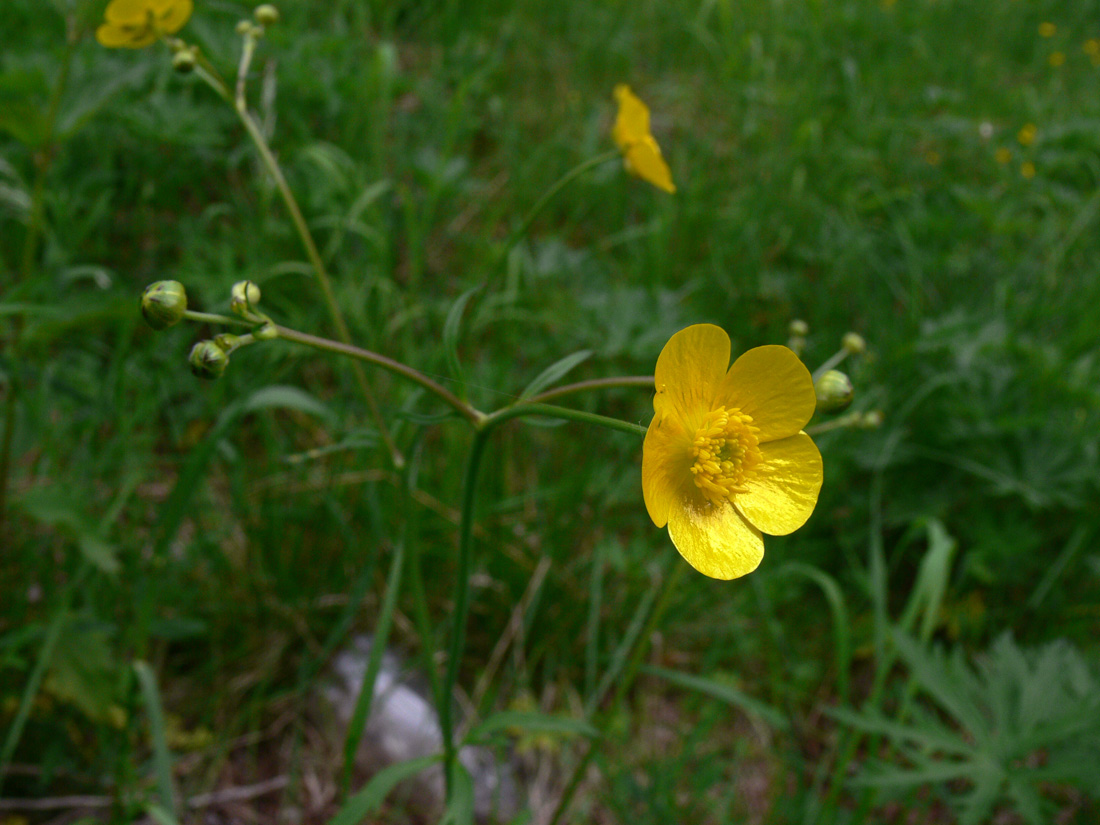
[2,0,1099,822]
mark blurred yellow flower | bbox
[642,325,822,580]
[995,147,1012,165]
[1049,51,1066,67]
[1085,39,1100,66]
[96,0,193,49]
[1038,22,1056,38]
[1017,123,1037,146]
[612,85,676,194]
[1021,161,1036,179]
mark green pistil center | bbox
[690,406,762,503]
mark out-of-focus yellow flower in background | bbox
[1017,123,1037,146]
[995,147,1012,165]
[96,0,193,49]
[1038,22,1057,38]
[641,325,822,580]
[1084,39,1100,66]
[1021,161,1036,179]
[612,85,676,194]
[1048,51,1066,67]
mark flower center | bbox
[690,406,762,503]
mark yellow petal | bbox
[642,409,696,528]
[154,0,193,34]
[715,345,815,442]
[105,0,153,24]
[96,21,156,48]
[613,84,651,151]
[734,432,822,535]
[667,499,764,580]
[653,324,730,430]
[623,136,676,193]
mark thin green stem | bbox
[273,324,485,426]
[205,35,403,466]
[182,310,254,328]
[548,556,685,825]
[804,410,863,436]
[492,150,620,278]
[341,535,407,795]
[439,427,491,796]
[811,348,849,383]
[435,396,647,799]
[522,375,653,406]
[483,403,647,437]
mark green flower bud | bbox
[861,410,884,429]
[254,4,279,25]
[842,332,866,355]
[253,322,278,340]
[814,370,854,413]
[141,281,188,330]
[172,48,196,73]
[213,333,244,353]
[236,19,254,36]
[189,340,229,379]
[789,319,809,337]
[230,280,261,315]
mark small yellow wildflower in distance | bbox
[1084,39,1100,66]
[96,0,193,49]
[1038,22,1057,38]
[612,85,676,194]
[1021,161,1037,179]
[995,147,1012,165]
[642,325,822,580]
[1049,51,1066,67]
[1017,123,1037,146]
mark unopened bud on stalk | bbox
[861,410,884,428]
[814,370,854,413]
[789,319,809,337]
[236,19,255,36]
[172,48,196,73]
[214,333,245,353]
[141,281,188,330]
[230,280,261,314]
[254,322,278,340]
[254,4,279,25]
[189,340,229,379]
[788,335,806,356]
[842,332,866,355]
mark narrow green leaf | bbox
[342,540,406,792]
[464,710,599,745]
[241,385,333,422]
[329,755,439,825]
[519,350,592,400]
[898,519,957,643]
[641,665,788,730]
[777,561,851,703]
[134,661,180,819]
[442,288,479,385]
[441,761,474,825]
[145,803,181,825]
[78,535,120,575]
[827,707,975,756]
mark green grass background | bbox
[2,0,1099,822]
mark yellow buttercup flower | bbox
[96,0,193,49]
[612,85,676,194]
[642,325,822,580]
